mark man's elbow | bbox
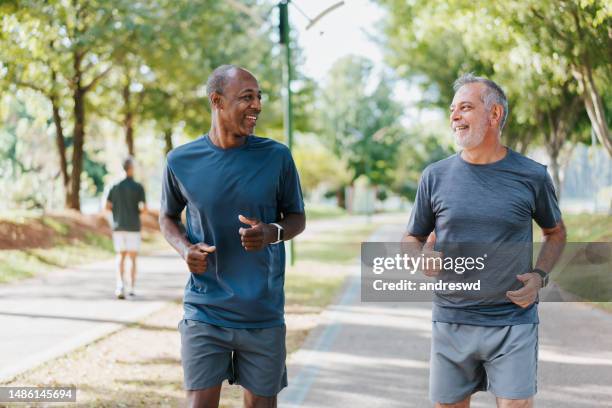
[544,220,567,242]
[295,213,306,235]
[158,212,170,232]
[557,220,567,242]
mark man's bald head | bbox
[206,65,255,101]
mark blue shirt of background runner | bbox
[161,135,304,329]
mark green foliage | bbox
[320,55,405,188]
[83,151,108,195]
[292,133,350,195]
[394,132,455,200]
[0,0,315,210]
[376,0,610,156]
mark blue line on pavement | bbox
[280,275,360,407]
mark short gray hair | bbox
[122,156,135,171]
[453,73,509,129]
[206,64,239,98]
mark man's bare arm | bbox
[277,212,306,241]
[507,220,566,308]
[535,220,567,273]
[159,212,215,273]
[238,212,306,251]
[401,231,440,276]
[159,213,190,258]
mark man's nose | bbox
[251,97,262,112]
[450,108,461,123]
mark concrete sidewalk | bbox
[0,251,187,382]
[280,224,612,408]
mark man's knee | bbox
[435,395,471,408]
[496,397,533,408]
[186,385,222,408]
[243,388,277,408]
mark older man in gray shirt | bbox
[404,74,566,408]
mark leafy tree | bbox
[376,0,608,194]
[320,56,404,189]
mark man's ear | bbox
[210,92,223,110]
[490,104,503,126]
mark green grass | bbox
[0,242,115,283]
[305,203,348,220]
[285,272,346,308]
[283,219,381,309]
[563,213,612,242]
[538,213,612,311]
[297,223,377,264]
[0,212,168,283]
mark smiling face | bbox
[214,69,262,137]
[449,83,490,149]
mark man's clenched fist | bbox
[238,214,275,251]
[184,243,216,274]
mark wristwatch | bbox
[532,268,549,288]
[270,223,284,244]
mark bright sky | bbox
[291,0,384,82]
[290,0,444,126]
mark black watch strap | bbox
[532,268,549,287]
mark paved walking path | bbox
[0,214,387,384]
[0,251,187,382]
[280,223,612,408]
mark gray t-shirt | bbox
[407,149,561,326]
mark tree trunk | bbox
[164,129,173,155]
[123,81,135,156]
[50,95,70,206]
[544,112,564,198]
[68,52,85,211]
[50,67,70,206]
[574,65,612,156]
[548,147,562,198]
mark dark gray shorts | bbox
[179,319,287,397]
[430,322,538,404]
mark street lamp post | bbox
[279,1,295,264]
[278,1,345,265]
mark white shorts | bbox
[112,231,141,252]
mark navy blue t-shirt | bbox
[406,149,561,326]
[161,135,304,328]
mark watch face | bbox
[279,227,284,241]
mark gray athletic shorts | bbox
[179,319,287,397]
[430,322,538,404]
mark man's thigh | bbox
[484,324,538,401]
[124,232,141,252]
[430,322,488,404]
[179,319,233,391]
[233,324,287,398]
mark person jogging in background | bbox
[106,156,147,299]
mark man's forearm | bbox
[159,213,190,259]
[277,212,306,241]
[535,220,567,273]
[402,233,427,248]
